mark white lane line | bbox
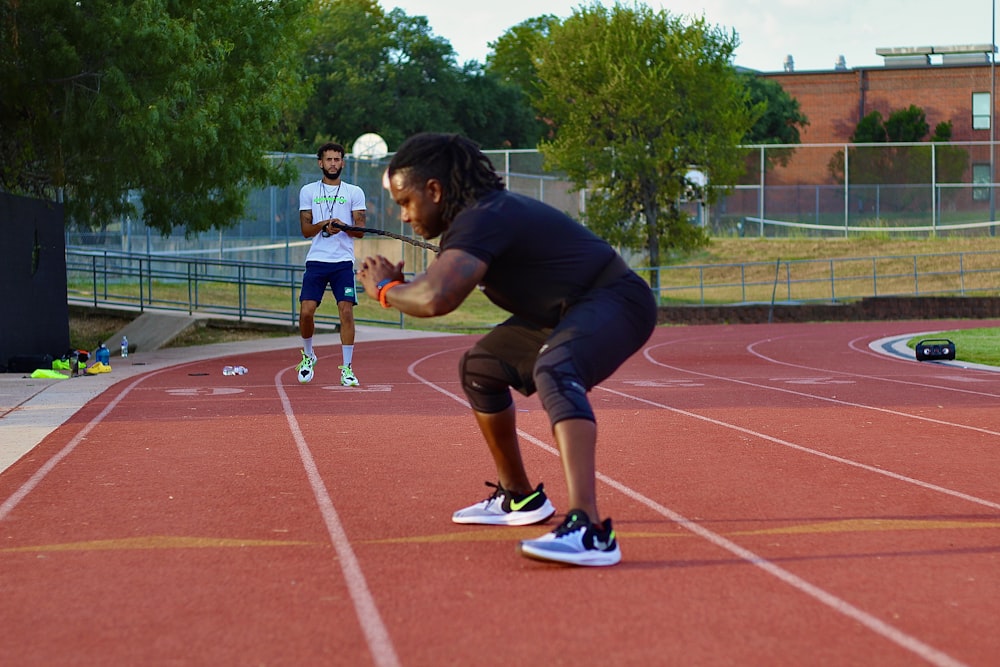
[0,372,156,522]
[406,349,967,667]
[596,385,1000,513]
[644,343,1000,438]
[275,367,400,667]
[739,334,1000,398]
[865,333,1000,375]
[2,362,401,667]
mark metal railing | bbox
[66,142,1000,265]
[646,249,1000,305]
[67,248,1000,324]
[66,249,404,328]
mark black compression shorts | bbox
[460,271,656,426]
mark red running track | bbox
[2,320,1000,666]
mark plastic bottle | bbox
[120,335,129,358]
[235,365,248,375]
[96,343,110,365]
[222,366,235,376]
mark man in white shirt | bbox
[296,142,366,386]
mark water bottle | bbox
[235,365,248,375]
[96,343,110,365]
[222,365,235,376]
[120,335,129,358]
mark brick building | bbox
[754,46,996,186]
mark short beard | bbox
[322,167,342,181]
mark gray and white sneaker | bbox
[518,509,621,566]
[452,481,556,526]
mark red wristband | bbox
[378,280,404,309]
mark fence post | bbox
[829,259,835,301]
[138,258,145,312]
[931,144,937,235]
[90,256,98,307]
[844,145,850,237]
[758,147,765,237]
[872,257,878,296]
[239,263,247,321]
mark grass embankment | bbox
[906,328,1000,366]
[677,235,1000,265]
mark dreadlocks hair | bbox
[388,133,505,224]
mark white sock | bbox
[302,338,314,357]
[342,345,354,367]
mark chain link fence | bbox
[63,143,1000,319]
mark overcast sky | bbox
[387,0,998,72]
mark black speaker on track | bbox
[915,339,956,362]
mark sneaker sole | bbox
[517,541,622,566]
[452,501,556,526]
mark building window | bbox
[972,92,991,130]
[973,163,991,201]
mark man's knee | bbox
[300,300,318,318]
[460,348,514,414]
[533,349,595,425]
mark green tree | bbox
[296,1,539,151]
[884,104,929,142]
[486,15,561,144]
[295,0,398,149]
[0,0,311,236]
[741,73,808,169]
[828,105,968,202]
[487,15,560,95]
[451,63,541,148]
[533,3,756,283]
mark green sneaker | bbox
[339,364,359,387]
[296,350,317,384]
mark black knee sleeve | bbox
[533,346,595,426]
[459,348,515,414]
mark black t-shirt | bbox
[441,190,619,328]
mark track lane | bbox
[3,324,999,665]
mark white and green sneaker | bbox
[339,364,359,387]
[296,350,317,384]
[452,481,556,526]
[518,509,621,566]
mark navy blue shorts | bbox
[299,261,357,305]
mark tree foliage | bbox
[295,0,539,152]
[485,14,562,144]
[741,73,808,144]
[828,105,968,200]
[0,0,312,235]
[740,72,808,169]
[532,3,757,279]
